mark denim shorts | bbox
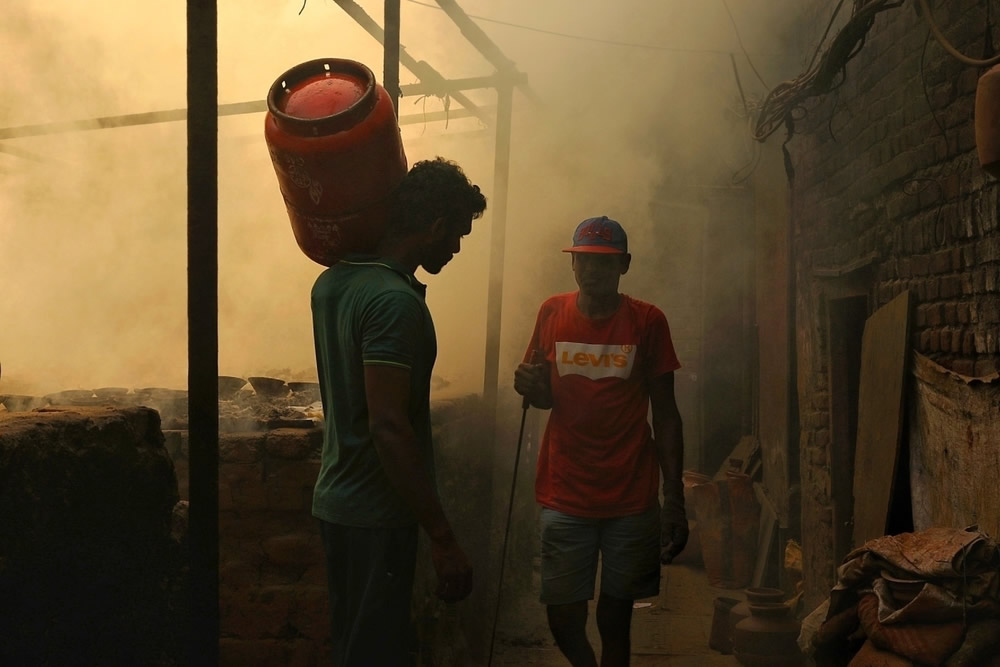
[539,505,660,605]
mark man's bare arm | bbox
[364,363,472,601]
[649,371,688,562]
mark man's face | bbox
[571,252,629,296]
[421,216,473,275]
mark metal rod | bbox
[401,72,526,98]
[487,402,529,667]
[187,0,220,664]
[398,106,492,126]
[0,101,266,140]
[384,0,401,115]
[481,82,513,410]
[332,0,490,124]
[432,0,540,105]
[0,84,499,140]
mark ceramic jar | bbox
[733,602,803,666]
[729,586,786,644]
[709,596,740,654]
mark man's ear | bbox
[429,216,449,240]
[620,253,632,275]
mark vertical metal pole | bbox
[483,80,513,667]
[187,1,219,665]
[482,82,513,419]
[384,0,401,115]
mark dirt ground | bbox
[491,562,743,666]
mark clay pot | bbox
[733,602,802,666]
[727,470,759,587]
[248,376,289,399]
[692,480,732,587]
[94,387,129,401]
[44,389,96,405]
[2,395,42,411]
[287,381,321,402]
[976,64,1000,178]
[218,376,247,400]
[709,596,740,654]
[729,587,786,652]
[682,470,711,516]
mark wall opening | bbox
[826,293,867,566]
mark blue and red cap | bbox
[562,216,628,254]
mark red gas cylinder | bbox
[264,58,408,265]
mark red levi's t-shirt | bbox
[524,292,681,518]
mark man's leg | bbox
[539,508,600,667]
[595,593,633,667]
[547,601,598,667]
[595,506,661,667]
[319,520,418,666]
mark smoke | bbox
[0,0,810,398]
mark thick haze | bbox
[1,0,812,397]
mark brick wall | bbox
[166,427,330,666]
[783,1,1000,607]
[165,394,503,666]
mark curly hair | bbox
[386,156,487,236]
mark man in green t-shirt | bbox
[311,157,487,666]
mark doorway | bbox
[827,294,867,565]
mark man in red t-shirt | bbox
[513,216,688,667]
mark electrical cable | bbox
[721,0,769,89]
[808,0,848,73]
[405,0,774,57]
[916,0,1000,68]
[752,0,904,142]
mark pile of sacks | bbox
[803,526,1000,666]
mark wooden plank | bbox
[851,291,913,548]
[713,435,760,481]
[752,489,778,588]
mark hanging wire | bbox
[920,29,950,153]
[721,0,769,89]
[916,0,1000,67]
[405,0,777,57]
[752,0,904,143]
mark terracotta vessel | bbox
[729,587,786,653]
[733,602,802,666]
[692,479,733,587]
[976,64,1000,178]
[709,596,740,654]
[727,470,759,587]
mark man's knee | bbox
[596,593,633,634]
[547,600,589,639]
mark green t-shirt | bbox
[310,255,437,527]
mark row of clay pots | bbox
[710,587,802,665]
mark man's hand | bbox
[430,533,473,603]
[659,503,689,564]
[514,354,550,408]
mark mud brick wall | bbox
[0,407,184,666]
[784,1,1000,608]
[165,427,330,666]
[165,395,500,666]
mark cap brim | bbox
[562,246,626,254]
